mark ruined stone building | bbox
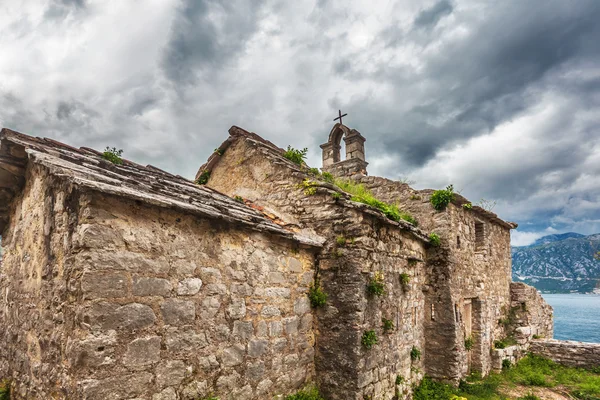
[0,124,555,400]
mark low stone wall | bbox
[530,339,600,369]
[491,345,527,371]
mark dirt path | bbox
[501,384,573,400]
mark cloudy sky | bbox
[2,0,600,245]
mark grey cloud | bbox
[413,0,453,28]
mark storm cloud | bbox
[1,0,600,245]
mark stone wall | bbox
[0,164,318,399]
[206,136,430,399]
[509,282,554,343]
[530,339,600,369]
[357,176,514,381]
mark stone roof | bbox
[198,126,432,243]
[0,128,323,247]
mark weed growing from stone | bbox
[430,184,455,211]
[518,394,540,400]
[367,272,385,296]
[396,375,404,385]
[308,167,320,176]
[462,203,472,210]
[102,147,123,165]
[336,235,346,246]
[283,146,308,165]
[399,273,410,288]
[0,379,9,400]
[233,195,244,203]
[321,172,334,183]
[464,336,474,351]
[299,179,317,195]
[494,337,517,349]
[429,233,441,247]
[331,192,342,200]
[214,148,224,156]
[308,282,327,308]
[411,346,421,361]
[361,330,378,349]
[502,359,512,370]
[382,318,394,333]
[196,170,211,185]
[332,179,418,225]
[285,385,325,400]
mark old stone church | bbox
[0,123,553,399]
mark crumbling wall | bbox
[0,164,80,399]
[207,137,430,400]
[509,282,554,343]
[530,339,600,369]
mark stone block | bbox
[133,276,172,297]
[82,302,156,331]
[177,278,203,295]
[66,331,118,368]
[165,330,208,353]
[156,360,187,389]
[261,305,281,317]
[294,297,311,315]
[76,224,123,249]
[152,387,177,400]
[221,344,245,367]
[248,339,269,358]
[283,316,299,335]
[79,372,153,399]
[227,298,247,319]
[161,299,195,326]
[81,271,128,299]
[123,336,161,367]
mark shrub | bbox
[429,233,441,247]
[502,359,512,370]
[395,375,404,385]
[399,273,410,287]
[283,146,308,165]
[299,179,317,195]
[321,172,334,183]
[102,147,123,165]
[430,184,454,211]
[382,318,394,333]
[532,334,542,339]
[308,282,327,308]
[462,203,472,210]
[361,330,378,349]
[308,167,320,176]
[196,170,211,185]
[413,376,454,400]
[0,380,9,400]
[285,385,325,400]
[367,272,385,296]
[494,337,518,349]
[411,346,421,361]
[464,336,474,351]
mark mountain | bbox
[511,232,600,293]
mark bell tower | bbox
[320,121,368,177]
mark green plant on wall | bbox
[399,273,410,288]
[0,379,9,400]
[308,281,327,308]
[285,385,325,400]
[464,336,474,351]
[283,146,308,165]
[102,147,123,165]
[429,233,441,247]
[411,346,421,361]
[382,318,394,333]
[462,203,472,210]
[361,330,378,349]
[430,184,454,211]
[196,170,211,185]
[367,271,385,296]
[395,375,405,385]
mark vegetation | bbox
[102,147,123,165]
[321,171,334,183]
[411,346,421,361]
[493,337,518,349]
[308,281,328,308]
[502,359,512,370]
[430,184,455,211]
[476,198,497,212]
[464,336,474,351]
[331,191,342,200]
[196,170,211,185]
[396,375,405,385]
[0,379,9,400]
[332,179,417,225]
[399,273,411,287]
[429,233,441,247]
[361,330,378,349]
[382,318,394,333]
[283,146,308,165]
[336,235,347,246]
[214,148,224,156]
[299,179,318,195]
[233,195,244,203]
[412,354,600,400]
[367,272,385,296]
[285,385,325,400]
[462,203,473,210]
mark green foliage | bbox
[233,195,244,203]
[429,233,441,247]
[283,146,308,165]
[299,179,317,195]
[102,147,123,165]
[430,184,455,211]
[382,318,394,333]
[396,375,405,385]
[308,167,320,176]
[308,282,327,308]
[367,272,385,296]
[464,336,474,351]
[196,170,211,185]
[517,394,540,400]
[411,346,421,361]
[494,337,518,349]
[399,273,411,287]
[0,380,9,400]
[502,359,512,371]
[336,235,346,246]
[462,203,472,210]
[413,376,455,400]
[332,249,343,258]
[331,192,342,200]
[333,179,417,225]
[532,334,542,340]
[321,172,334,183]
[361,330,378,349]
[285,385,325,400]
[410,194,422,200]
[214,148,224,156]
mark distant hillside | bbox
[512,232,600,293]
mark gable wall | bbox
[207,138,430,400]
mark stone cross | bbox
[333,109,347,125]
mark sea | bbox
[541,293,600,343]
